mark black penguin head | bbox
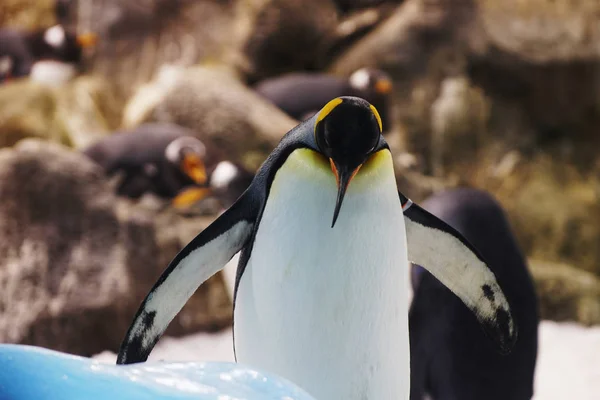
[314,96,383,227]
[349,68,393,96]
[165,136,208,185]
[31,25,97,64]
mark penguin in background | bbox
[83,124,209,205]
[253,68,393,130]
[409,188,538,400]
[116,97,517,399]
[83,123,253,209]
[0,24,97,85]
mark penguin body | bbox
[116,97,517,400]
[409,188,538,400]
[254,68,393,130]
[83,124,208,199]
[234,148,409,398]
[0,24,95,85]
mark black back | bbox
[409,188,539,400]
[83,123,200,199]
[253,72,391,130]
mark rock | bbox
[123,65,297,171]
[477,153,600,276]
[328,0,477,78]
[0,139,232,356]
[0,76,122,150]
[240,0,339,80]
[0,80,70,148]
[0,0,56,29]
[78,0,239,96]
[429,75,490,177]
[529,260,600,326]
[477,0,600,63]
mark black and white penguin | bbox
[253,68,393,130]
[116,97,517,399]
[409,188,538,400]
[83,123,254,208]
[83,124,209,203]
[0,24,96,85]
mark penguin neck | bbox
[234,148,410,399]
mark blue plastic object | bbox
[0,344,315,400]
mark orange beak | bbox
[329,158,362,228]
[375,78,392,94]
[76,32,98,48]
[172,187,212,208]
[181,153,207,185]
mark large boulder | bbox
[0,77,122,150]
[239,0,339,80]
[123,65,297,171]
[0,139,232,356]
[0,0,56,29]
[529,260,600,326]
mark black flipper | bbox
[117,193,257,364]
[400,192,518,354]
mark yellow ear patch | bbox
[315,98,344,133]
[370,104,383,132]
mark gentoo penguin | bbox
[0,25,97,85]
[83,124,209,203]
[254,68,393,130]
[116,97,517,399]
[409,188,538,400]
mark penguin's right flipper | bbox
[116,193,257,365]
[400,192,518,354]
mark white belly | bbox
[234,149,410,399]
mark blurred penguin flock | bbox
[0,0,600,396]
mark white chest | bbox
[234,149,410,399]
[30,61,76,86]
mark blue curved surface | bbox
[0,344,315,400]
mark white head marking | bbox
[164,136,206,164]
[210,161,239,189]
[349,68,371,90]
[44,25,66,48]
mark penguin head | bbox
[164,136,208,185]
[314,96,383,227]
[36,25,97,64]
[349,68,393,96]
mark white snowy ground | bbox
[95,258,600,400]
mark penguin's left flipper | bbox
[400,193,518,354]
[116,193,257,365]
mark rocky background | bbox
[1,0,599,357]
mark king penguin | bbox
[116,97,517,399]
